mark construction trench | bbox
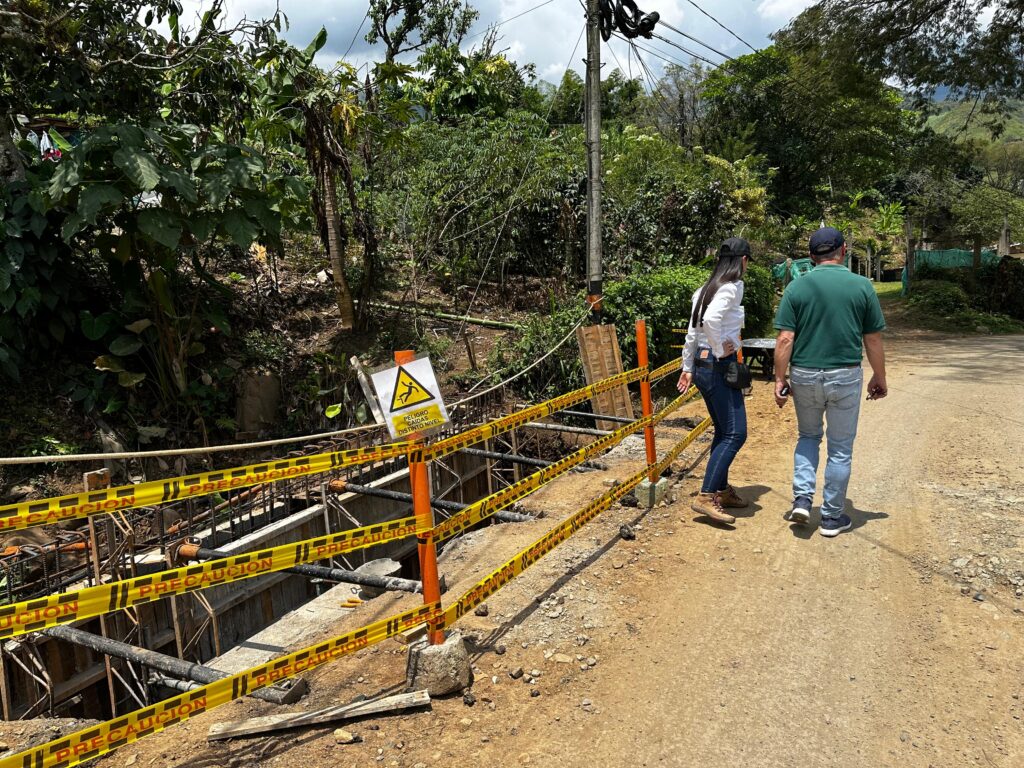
[0,395,629,725]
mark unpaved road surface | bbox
[67,332,1024,768]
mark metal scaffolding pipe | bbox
[524,422,614,437]
[177,543,422,594]
[558,409,634,425]
[337,483,533,523]
[42,625,303,704]
[459,447,608,471]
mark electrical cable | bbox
[449,298,601,411]
[343,9,370,59]
[647,32,720,67]
[657,21,735,62]
[680,0,758,53]
[626,41,681,126]
[465,0,558,42]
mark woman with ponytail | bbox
[677,237,751,524]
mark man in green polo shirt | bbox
[773,227,888,537]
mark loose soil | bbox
[8,324,1024,768]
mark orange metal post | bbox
[395,350,445,644]
[635,319,658,481]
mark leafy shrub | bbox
[982,258,1024,320]
[737,263,775,337]
[603,265,708,364]
[484,300,584,402]
[907,280,972,315]
[907,279,1023,333]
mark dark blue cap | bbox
[809,227,844,256]
[718,237,751,259]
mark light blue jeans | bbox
[790,366,864,519]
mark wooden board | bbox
[575,324,634,431]
[207,689,431,741]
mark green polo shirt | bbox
[773,264,886,369]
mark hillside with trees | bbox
[2,0,1023,470]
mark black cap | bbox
[719,237,751,259]
[809,227,844,256]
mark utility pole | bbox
[585,0,603,322]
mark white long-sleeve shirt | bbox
[680,281,745,372]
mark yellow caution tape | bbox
[429,386,700,545]
[651,388,700,425]
[1,367,647,533]
[430,415,653,545]
[438,416,712,626]
[0,516,418,641]
[0,414,716,768]
[420,367,646,462]
[0,601,441,768]
[0,442,414,533]
[649,359,681,380]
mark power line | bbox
[615,34,691,69]
[681,0,758,53]
[657,21,735,62]
[648,32,720,68]
[343,10,370,59]
[631,43,686,134]
[465,0,558,42]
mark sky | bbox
[181,0,817,84]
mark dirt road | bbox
[563,332,1024,768]
[66,332,1024,768]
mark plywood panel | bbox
[575,324,634,430]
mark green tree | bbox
[701,45,917,214]
[365,0,478,63]
[0,0,310,427]
[951,184,1024,271]
[548,71,585,126]
[783,1,1024,113]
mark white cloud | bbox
[178,0,815,80]
[756,0,816,23]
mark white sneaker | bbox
[784,497,811,525]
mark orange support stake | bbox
[396,349,445,645]
[635,319,658,481]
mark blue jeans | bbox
[790,366,864,519]
[693,352,747,493]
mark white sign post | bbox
[370,356,450,440]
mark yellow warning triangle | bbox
[389,366,435,411]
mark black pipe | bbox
[185,544,422,594]
[341,483,465,512]
[459,447,608,471]
[339,483,533,523]
[42,625,302,704]
[558,409,634,425]
[524,422,613,437]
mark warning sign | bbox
[389,367,435,411]
[370,356,450,439]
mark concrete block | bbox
[637,478,669,509]
[406,630,471,696]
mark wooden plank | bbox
[207,690,431,741]
[575,324,633,430]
